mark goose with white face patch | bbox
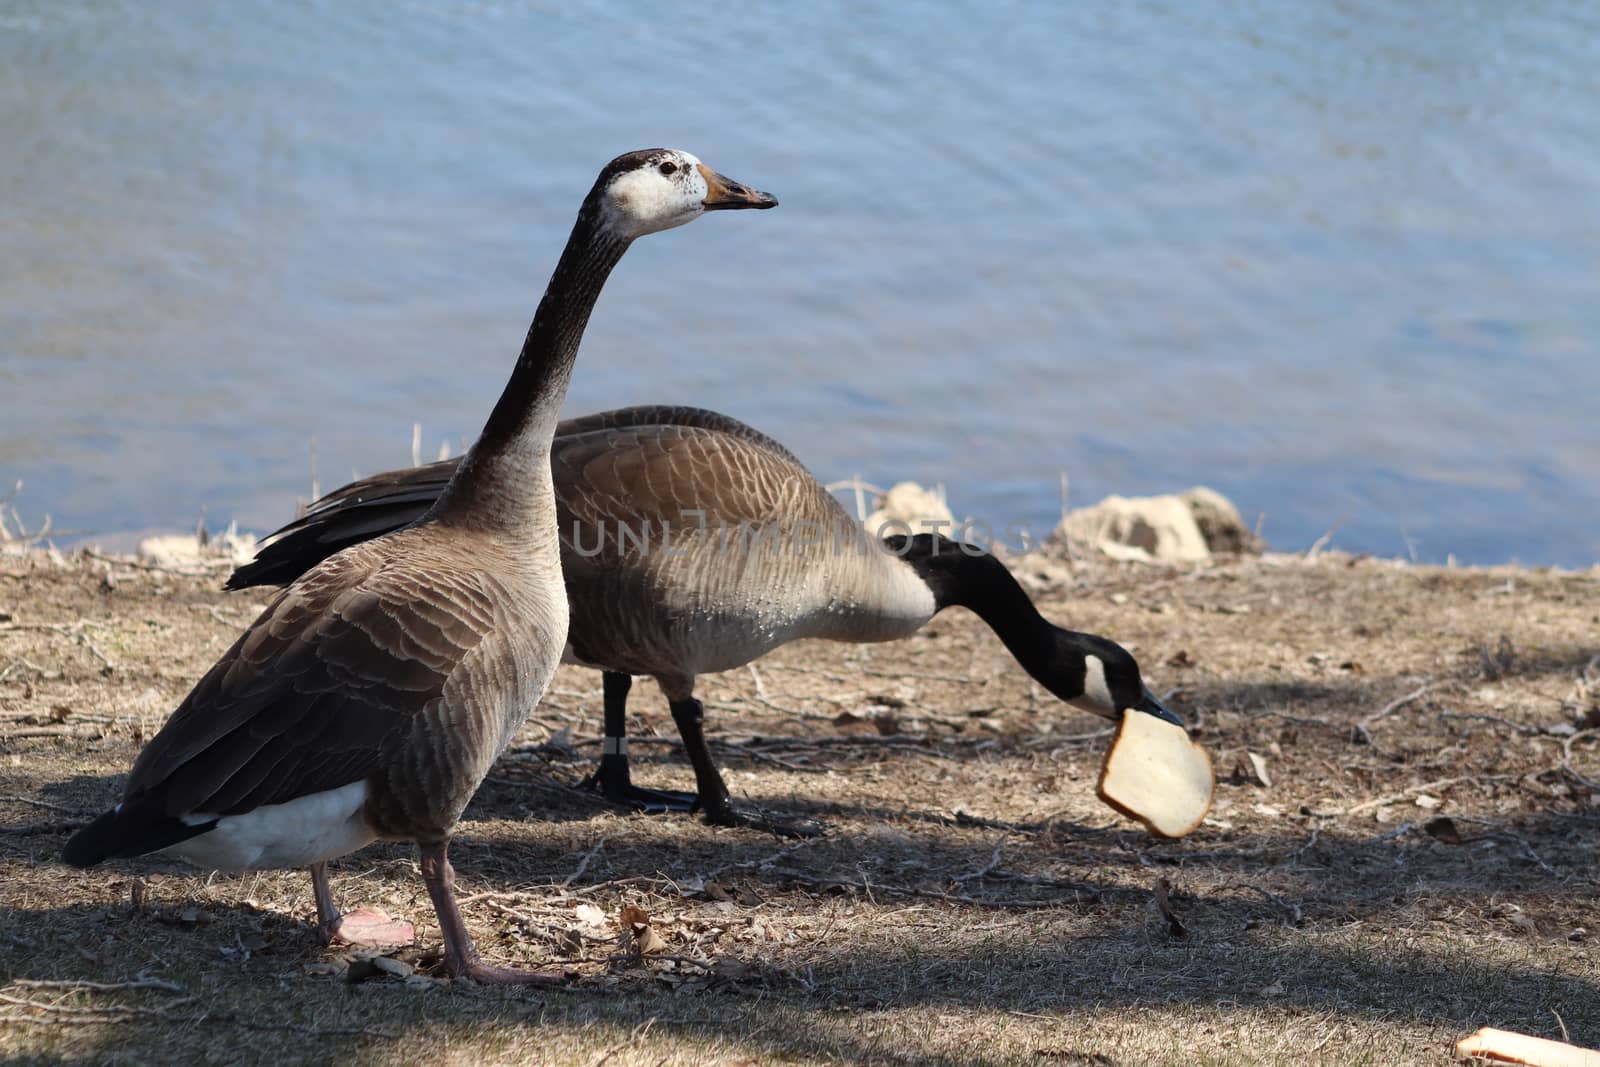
[64,150,778,984]
[228,407,1184,838]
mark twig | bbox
[950,840,1006,885]
[0,991,193,1020]
[1439,711,1548,736]
[1311,774,1521,817]
[0,795,87,816]
[1561,729,1600,792]
[560,836,609,888]
[12,977,185,995]
[1361,680,1436,727]
[188,603,243,627]
[1361,822,1415,845]
[1304,513,1351,560]
[1240,884,1302,926]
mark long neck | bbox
[431,210,629,530]
[901,537,1062,684]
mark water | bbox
[3,1,1597,566]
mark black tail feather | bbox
[62,792,216,868]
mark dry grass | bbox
[2,547,1598,1065]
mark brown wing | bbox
[136,539,497,817]
[226,406,819,590]
[551,421,850,551]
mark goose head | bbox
[1050,630,1185,727]
[588,149,778,239]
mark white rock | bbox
[1053,486,1258,563]
[1056,493,1210,563]
[863,481,953,539]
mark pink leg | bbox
[309,861,415,950]
[419,842,564,985]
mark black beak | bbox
[1134,687,1186,728]
[697,163,778,210]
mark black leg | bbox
[578,671,699,813]
[670,695,822,838]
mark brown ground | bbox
[1,546,1597,1065]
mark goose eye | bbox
[658,160,678,176]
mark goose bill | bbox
[1134,688,1186,727]
[698,164,778,210]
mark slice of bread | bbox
[1455,1027,1600,1066]
[1096,711,1214,838]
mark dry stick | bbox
[560,836,610,888]
[0,795,87,816]
[1444,817,1560,876]
[0,991,194,1020]
[950,840,1006,886]
[1240,884,1303,926]
[1312,774,1522,818]
[1360,679,1437,728]
[1439,710,1550,736]
[1304,513,1352,561]
[12,977,185,995]
[1562,729,1600,792]
[188,603,242,627]
[1361,822,1415,845]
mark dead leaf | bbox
[637,925,668,955]
[573,902,607,931]
[1152,878,1188,939]
[702,881,732,903]
[1423,816,1463,844]
[619,904,650,932]
[1236,751,1271,788]
[1166,650,1195,669]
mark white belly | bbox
[160,780,376,872]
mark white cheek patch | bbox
[1082,654,1114,712]
[604,165,701,237]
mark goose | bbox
[227,405,1183,837]
[63,150,779,982]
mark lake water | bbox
[3,1,1597,566]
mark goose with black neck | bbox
[64,150,778,984]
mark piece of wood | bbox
[1096,711,1214,838]
[1456,1027,1600,1066]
